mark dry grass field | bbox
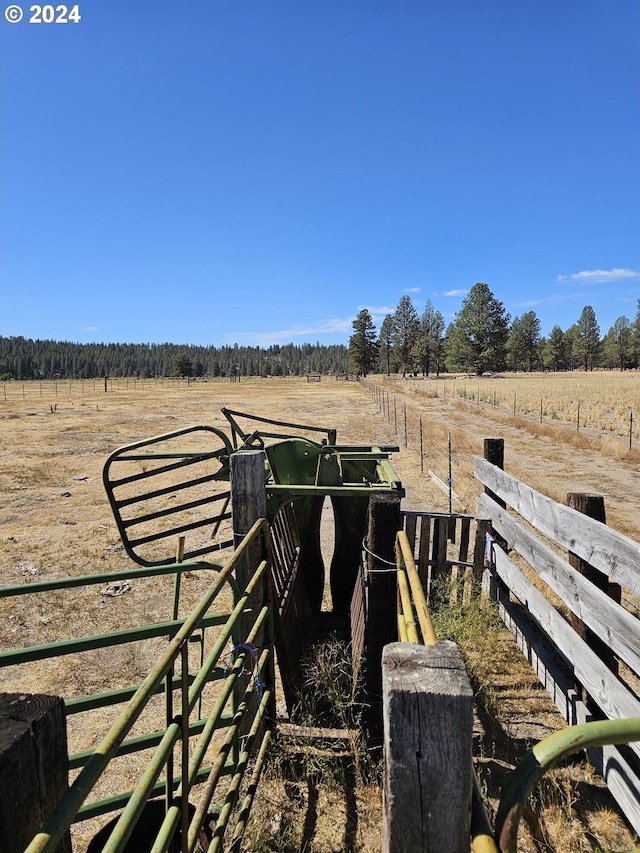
[403,371,640,445]
[1,374,639,851]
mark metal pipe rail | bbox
[395,529,436,645]
[495,717,640,853]
[1,519,274,853]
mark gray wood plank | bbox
[478,493,640,677]
[473,456,640,597]
[488,543,640,759]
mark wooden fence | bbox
[350,506,487,747]
[401,509,489,601]
[474,451,640,835]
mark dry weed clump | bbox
[240,637,382,853]
[456,403,640,465]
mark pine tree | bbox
[520,311,542,372]
[170,352,193,378]
[543,325,565,371]
[378,315,395,375]
[393,296,420,376]
[446,283,510,375]
[575,306,600,371]
[348,309,379,377]
[507,316,523,371]
[603,316,633,370]
[413,300,445,376]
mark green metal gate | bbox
[0,519,274,853]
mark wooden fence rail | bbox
[401,509,489,600]
[473,452,640,835]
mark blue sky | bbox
[1,1,638,347]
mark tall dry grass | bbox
[403,370,640,444]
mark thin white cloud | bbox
[82,326,99,332]
[227,317,353,346]
[511,293,578,309]
[402,287,421,293]
[557,268,640,284]
[365,305,395,314]
[443,289,468,297]
[363,305,396,321]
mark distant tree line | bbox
[349,286,640,376]
[2,288,638,381]
[0,339,349,381]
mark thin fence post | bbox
[382,642,473,853]
[630,408,634,450]
[403,402,407,448]
[577,400,581,433]
[419,415,424,474]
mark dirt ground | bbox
[1,376,639,851]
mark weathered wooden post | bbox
[230,449,267,616]
[0,693,72,853]
[483,438,508,553]
[229,450,274,724]
[382,642,473,852]
[362,493,401,747]
[330,494,370,616]
[472,517,491,591]
[566,493,621,679]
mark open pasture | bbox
[1,376,639,852]
[404,370,639,445]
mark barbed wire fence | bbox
[363,379,475,513]
[400,376,637,450]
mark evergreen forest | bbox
[2,286,639,381]
[0,339,349,381]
